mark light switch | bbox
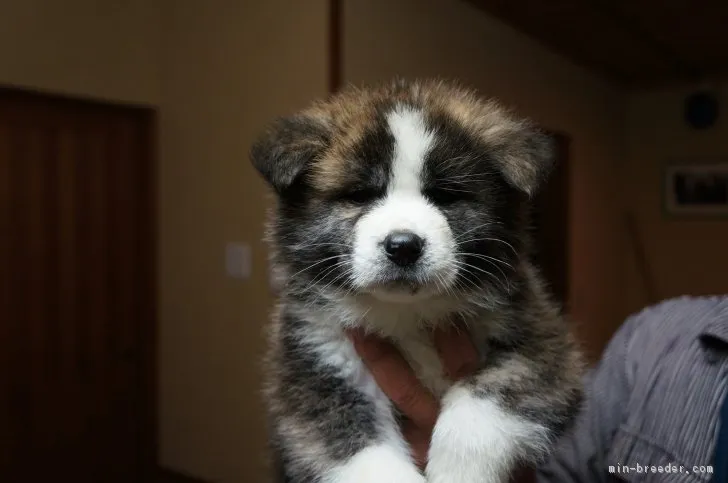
[226,242,251,280]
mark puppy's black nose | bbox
[384,231,424,266]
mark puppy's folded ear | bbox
[489,122,556,197]
[250,114,331,194]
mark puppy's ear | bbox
[250,114,331,194]
[490,123,556,197]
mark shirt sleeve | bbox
[535,312,643,483]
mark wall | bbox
[343,0,629,359]
[1,1,328,481]
[0,0,162,105]
[158,1,328,482]
[624,85,728,315]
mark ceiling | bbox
[466,0,728,88]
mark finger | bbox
[433,324,479,381]
[347,328,401,365]
[347,329,440,429]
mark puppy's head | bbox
[251,80,554,304]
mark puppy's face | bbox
[252,80,553,304]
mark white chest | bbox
[307,299,491,401]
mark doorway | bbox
[531,132,570,311]
[0,88,156,483]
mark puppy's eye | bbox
[341,188,380,204]
[425,186,472,205]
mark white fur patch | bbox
[426,386,550,483]
[299,319,395,419]
[296,317,418,475]
[351,106,457,296]
[387,105,433,193]
[303,322,422,479]
[324,443,425,483]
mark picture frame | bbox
[663,161,728,217]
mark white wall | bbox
[344,0,629,358]
[624,84,728,314]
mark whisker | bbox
[450,263,493,290]
[451,260,508,290]
[301,267,357,308]
[434,154,472,171]
[454,276,479,296]
[434,186,476,194]
[457,252,514,269]
[457,237,518,256]
[468,257,510,288]
[438,174,492,181]
[453,223,494,241]
[288,254,345,279]
[319,267,356,294]
[433,272,452,298]
[305,260,350,287]
[296,242,352,249]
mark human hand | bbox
[346,325,479,469]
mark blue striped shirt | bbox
[536,296,728,482]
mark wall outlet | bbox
[225,242,251,280]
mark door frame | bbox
[535,130,571,311]
[0,85,158,482]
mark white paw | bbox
[425,387,549,483]
[327,444,426,483]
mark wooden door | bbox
[0,89,156,483]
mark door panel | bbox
[0,89,155,483]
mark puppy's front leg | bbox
[272,398,424,483]
[425,385,549,483]
[267,316,425,483]
[425,336,583,483]
[324,443,425,483]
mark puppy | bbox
[251,79,584,483]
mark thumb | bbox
[347,328,440,429]
[433,324,479,381]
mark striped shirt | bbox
[536,295,728,482]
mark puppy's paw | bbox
[327,444,425,483]
[425,387,549,483]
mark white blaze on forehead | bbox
[350,104,457,296]
[386,106,434,194]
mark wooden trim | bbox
[530,131,572,312]
[0,83,155,112]
[328,0,343,93]
[551,132,571,312]
[157,467,211,483]
[141,109,159,482]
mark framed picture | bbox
[664,161,728,217]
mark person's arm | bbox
[535,313,642,483]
